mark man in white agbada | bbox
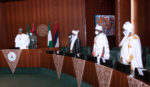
[119,21,143,71]
[15,28,30,49]
[92,24,110,64]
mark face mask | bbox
[30,33,33,36]
[95,31,99,35]
[72,35,77,39]
[69,35,72,39]
[123,31,128,36]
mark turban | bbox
[123,21,134,33]
[95,24,102,31]
[72,30,79,35]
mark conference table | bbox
[0,48,149,87]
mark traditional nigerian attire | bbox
[69,38,82,55]
[15,34,30,49]
[93,33,110,64]
[120,34,143,70]
[69,30,82,56]
[120,21,143,71]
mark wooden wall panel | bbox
[115,0,131,46]
[0,3,7,49]
[116,0,150,49]
[0,0,86,49]
[133,0,150,48]
[85,0,115,49]
[57,0,86,47]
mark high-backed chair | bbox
[109,50,120,68]
[60,47,69,55]
[81,46,92,60]
[146,54,150,70]
[142,46,149,68]
[112,47,121,51]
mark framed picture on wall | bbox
[95,15,115,36]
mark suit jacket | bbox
[69,38,82,55]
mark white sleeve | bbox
[95,37,103,58]
[131,37,143,68]
[15,35,19,47]
[103,35,110,59]
[25,35,30,46]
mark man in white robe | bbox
[92,24,110,64]
[15,28,30,49]
[119,21,143,71]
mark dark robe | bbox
[69,38,82,55]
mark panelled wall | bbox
[1,0,150,49]
[115,0,131,46]
[85,0,116,49]
[0,3,6,49]
[133,0,150,48]
[116,0,150,48]
[0,0,116,49]
[0,0,86,49]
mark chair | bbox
[146,54,150,70]
[112,47,121,51]
[86,55,97,63]
[65,53,76,57]
[100,59,112,68]
[109,50,120,68]
[46,50,54,54]
[142,46,149,68]
[115,62,131,75]
[81,46,91,55]
[60,47,69,55]
[81,46,92,60]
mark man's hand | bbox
[120,57,123,63]
[77,53,80,57]
[70,50,72,53]
[92,51,96,56]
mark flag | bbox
[48,22,53,48]
[54,23,59,47]
[32,24,35,35]
[27,24,30,36]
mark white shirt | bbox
[70,35,77,51]
[15,33,30,49]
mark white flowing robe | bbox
[15,34,30,49]
[120,34,143,70]
[93,33,110,64]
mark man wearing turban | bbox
[119,21,143,72]
[69,30,82,57]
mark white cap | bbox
[95,24,102,31]
[72,30,79,35]
[123,21,134,33]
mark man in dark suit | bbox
[68,30,82,57]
